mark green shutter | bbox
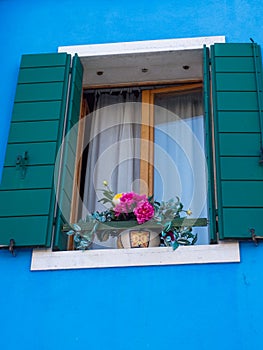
[203,45,217,242]
[0,53,74,248]
[54,54,83,250]
[211,43,263,239]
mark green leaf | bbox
[148,195,154,202]
[163,222,171,232]
[102,191,114,200]
[177,238,190,245]
[192,234,198,245]
[98,198,112,204]
[172,241,179,250]
[66,230,75,236]
[72,223,81,232]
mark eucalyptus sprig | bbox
[153,198,196,250]
[65,216,98,250]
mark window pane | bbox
[154,90,209,244]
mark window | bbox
[4,36,263,269]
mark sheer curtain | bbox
[82,91,141,217]
[153,90,209,244]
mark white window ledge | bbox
[31,242,240,271]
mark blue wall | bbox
[1,1,263,349]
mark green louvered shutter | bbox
[203,45,217,242]
[211,43,263,239]
[54,54,83,250]
[0,52,82,248]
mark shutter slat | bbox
[215,72,257,91]
[18,67,67,83]
[20,53,69,68]
[219,133,261,156]
[8,120,59,143]
[212,57,255,72]
[4,142,57,166]
[0,189,52,216]
[221,157,263,180]
[0,217,49,246]
[222,181,263,206]
[0,166,54,190]
[217,91,258,110]
[13,101,62,122]
[212,43,255,56]
[15,82,65,102]
[218,111,260,132]
[223,208,263,238]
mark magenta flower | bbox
[114,192,147,216]
[133,200,154,224]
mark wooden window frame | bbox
[140,82,203,196]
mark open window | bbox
[0,37,262,268]
[76,83,208,250]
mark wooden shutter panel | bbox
[210,43,263,239]
[0,53,71,247]
[54,54,84,250]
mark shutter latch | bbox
[259,147,263,165]
[16,151,28,179]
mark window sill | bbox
[31,242,240,271]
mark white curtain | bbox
[82,91,141,217]
[153,90,209,244]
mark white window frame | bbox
[31,35,240,271]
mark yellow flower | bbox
[186,209,192,216]
[112,193,123,205]
[103,180,108,186]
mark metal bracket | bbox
[9,239,16,257]
[250,228,263,246]
[16,151,28,179]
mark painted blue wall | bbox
[1,1,263,349]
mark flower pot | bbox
[117,228,160,249]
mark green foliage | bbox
[65,181,198,250]
[154,198,197,250]
[97,182,115,205]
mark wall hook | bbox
[9,239,16,257]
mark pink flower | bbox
[133,200,154,224]
[114,192,147,216]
